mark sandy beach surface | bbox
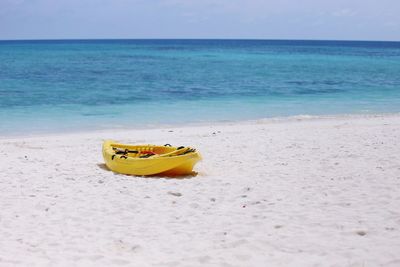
[1,114,400,267]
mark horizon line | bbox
[1,38,400,43]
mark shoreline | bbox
[2,111,400,140]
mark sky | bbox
[0,0,399,41]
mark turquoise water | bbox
[1,39,400,135]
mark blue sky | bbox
[0,0,399,41]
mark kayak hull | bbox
[102,140,201,176]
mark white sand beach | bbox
[1,114,400,267]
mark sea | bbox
[0,39,400,136]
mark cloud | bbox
[332,8,357,17]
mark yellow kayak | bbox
[102,140,202,176]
